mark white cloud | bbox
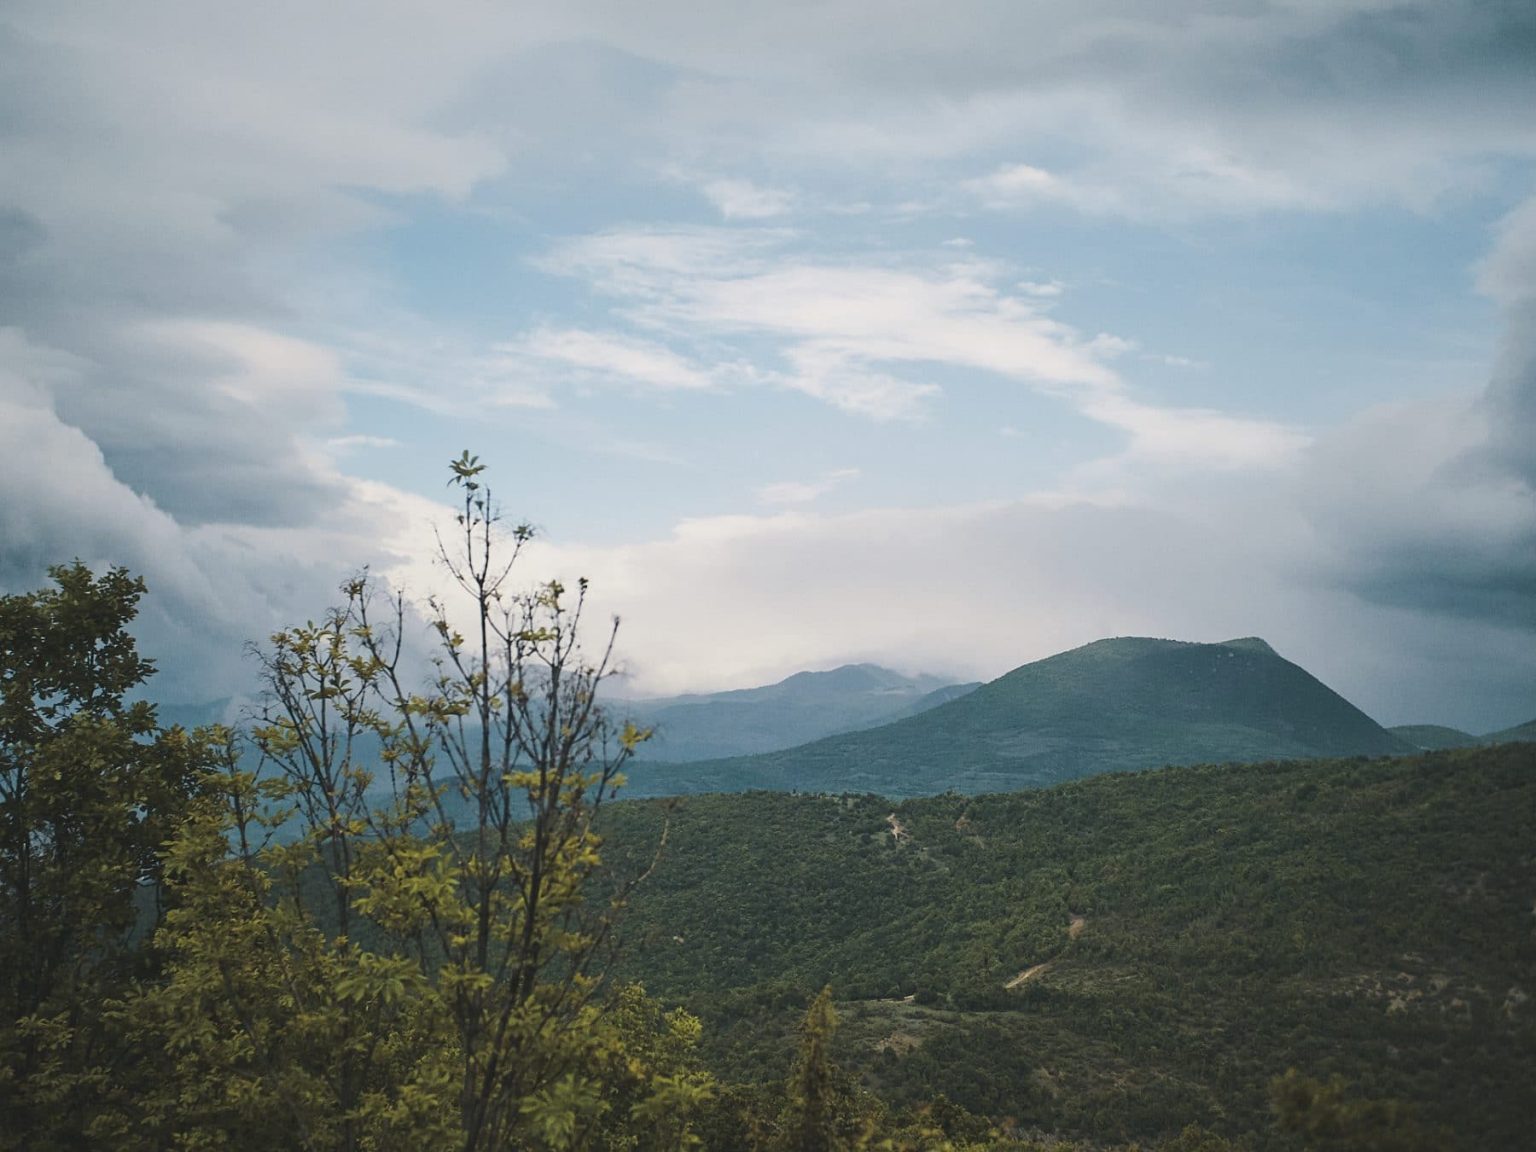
[702,178,798,220]
[474,453,1533,729]
[326,434,400,452]
[756,467,861,506]
[1081,395,1311,471]
[542,227,1304,461]
[962,145,1328,219]
[778,345,941,421]
[1477,195,1536,309]
[965,163,1066,205]
[136,320,348,414]
[1087,333,1137,359]
[1017,280,1064,298]
[1146,353,1205,369]
[0,326,449,702]
[518,328,718,391]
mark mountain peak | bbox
[630,633,1409,799]
[1219,637,1276,656]
[779,663,905,691]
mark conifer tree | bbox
[783,986,853,1152]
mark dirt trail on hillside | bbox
[1005,962,1052,989]
[1004,915,1088,990]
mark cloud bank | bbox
[0,0,1531,730]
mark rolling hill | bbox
[1388,719,1536,750]
[1388,723,1481,750]
[613,663,971,761]
[1485,717,1536,744]
[626,636,1415,798]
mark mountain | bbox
[1486,716,1536,743]
[624,636,1415,797]
[887,679,983,719]
[1387,719,1536,750]
[602,744,1536,1148]
[1388,723,1480,750]
[615,663,966,762]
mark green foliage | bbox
[603,746,1536,1148]
[0,562,209,1148]
[781,988,859,1152]
[118,457,708,1151]
[1269,1071,1446,1151]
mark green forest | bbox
[3,461,1532,1150]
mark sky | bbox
[1,0,1534,731]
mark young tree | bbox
[777,986,872,1152]
[134,453,707,1150]
[0,562,207,1148]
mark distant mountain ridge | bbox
[1388,719,1536,750]
[1387,723,1481,750]
[626,636,1417,798]
[615,663,972,762]
[1484,717,1536,744]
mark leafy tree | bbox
[0,562,207,1148]
[129,453,707,1150]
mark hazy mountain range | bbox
[613,664,979,762]
[156,635,1532,801]
[625,636,1533,798]
[1389,718,1536,749]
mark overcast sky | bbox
[2,0,1534,730]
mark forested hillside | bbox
[603,745,1536,1148]
[627,637,1416,798]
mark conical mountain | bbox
[628,636,1414,798]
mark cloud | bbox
[702,178,797,220]
[1017,280,1064,298]
[1081,395,1311,471]
[777,345,941,421]
[496,475,1534,732]
[965,163,1074,207]
[1145,353,1204,370]
[518,328,718,391]
[0,0,1532,730]
[0,327,452,703]
[541,227,1306,460]
[326,434,400,452]
[756,467,860,506]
